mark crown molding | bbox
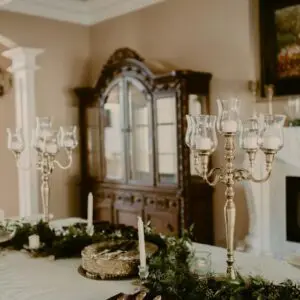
[0,0,165,26]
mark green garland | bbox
[1,221,300,299]
[146,232,300,300]
[1,220,142,258]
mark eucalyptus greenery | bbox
[1,220,300,299]
[146,232,300,300]
[1,220,139,258]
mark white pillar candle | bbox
[46,144,58,154]
[222,120,238,133]
[87,192,93,229]
[196,137,212,150]
[262,136,280,150]
[64,139,74,148]
[137,216,146,268]
[243,136,258,149]
[28,234,40,250]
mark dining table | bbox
[0,218,300,300]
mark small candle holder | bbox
[133,265,149,288]
[138,265,149,283]
[86,225,94,236]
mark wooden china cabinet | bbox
[74,48,214,243]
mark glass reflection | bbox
[156,97,177,184]
[127,80,151,182]
[104,82,124,180]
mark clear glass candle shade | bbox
[240,118,260,150]
[45,131,60,155]
[284,98,300,122]
[217,98,241,134]
[59,126,78,150]
[185,115,217,153]
[259,114,286,152]
[7,128,25,154]
[32,129,60,155]
[36,117,53,139]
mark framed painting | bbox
[260,0,300,96]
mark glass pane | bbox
[127,80,152,182]
[103,82,124,180]
[156,97,177,184]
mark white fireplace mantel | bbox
[243,127,300,258]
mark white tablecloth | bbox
[1,244,300,300]
[1,218,300,300]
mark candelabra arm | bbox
[202,167,223,186]
[249,170,271,183]
[53,151,73,170]
[233,168,271,183]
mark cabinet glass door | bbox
[103,81,125,180]
[156,96,177,185]
[126,78,153,184]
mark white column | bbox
[2,47,44,218]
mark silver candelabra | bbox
[186,95,285,280]
[7,117,78,222]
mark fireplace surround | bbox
[286,176,300,244]
[243,127,300,258]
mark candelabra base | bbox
[226,267,237,281]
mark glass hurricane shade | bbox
[259,114,286,151]
[59,126,78,150]
[185,97,286,155]
[7,128,25,154]
[7,117,78,155]
[240,118,260,150]
[217,98,241,134]
[185,115,217,153]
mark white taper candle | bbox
[137,216,146,268]
[87,192,93,229]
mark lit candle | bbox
[262,136,280,150]
[137,216,146,268]
[64,139,74,148]
[196,137,212,150]
[46,144,58,154]
[222,120,238,133]
[28,234,40,250]
[243,136,258,149]
[87,192,93,229]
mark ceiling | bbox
[0,0,164,25]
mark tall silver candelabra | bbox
[186,94,285,280]
[7,117,78,222]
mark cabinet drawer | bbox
[144,196,180,235]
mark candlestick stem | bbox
[223,134,237,279]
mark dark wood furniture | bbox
[75,48,214,243]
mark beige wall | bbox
[0,0,290,243]
[89,0,289,245]
[0,11,90,218]
[0,43,18,217]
